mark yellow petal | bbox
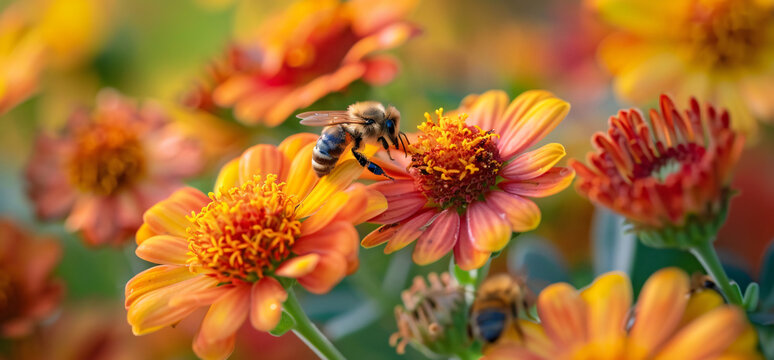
[629,268,690,358]
[656,307,747,360]
[537,282,587,348]
[198,286,250,343]
[274,253,320,278]
[284,143,318,200]
[467,201,512,252]
[239,144,286,184]
[213,158,240,194]
[501,143,566,181]
[580,272,631,344]
[498,97,570,159]
[296,159,362,218]
[135,235,190,265]
[250,277,288,331]
[125,265,195,308]
[128,275,218,335]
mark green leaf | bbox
[270,311,297,337]
[742,282,760,312]
[449,261,476,287]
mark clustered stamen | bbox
[67,121,146,196]
[185,175,301,283]
[408,109,502,210]
[688,0,768,68]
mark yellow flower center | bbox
[687,0,769,68]
[185,175,301,283]
[408,109,502,210]
[67,121,146,196]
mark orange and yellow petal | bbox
[655,307,748,360]
[300,184,373,235]
[213,158,240,194]
[501,143,566,181]
[284,143,318,200]
[500,167,575,198]
[197,286,250,345]
[466,201,512,252]
[497,97,571,160]
[368,180,426,224]
[274,253,320,278]
[193,332,236,360]
[412,209,460,265]
[128,275,219,335]
[384,210,436,254]
[463,89,509,134]
[141,187,210,243]
[296,159,364,218]
[293,221,358,260]
[580,271,631,345]
[297,252,348,294]
[238,144,286,185]
[125,265,196,308]
[277,132,319,164]
[135,235,190,265]
[484,191,541,232]
[169,284,235,309]
[362,224,399,248]
[250,277,288,331]
[628,268,689,357]
[588,0,690,37]
[453,217,491,271]
[680,290,725,327]
[537,282,588,349]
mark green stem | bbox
[690,241,743,306]
[284,288,346,360]
[474,260,492,289]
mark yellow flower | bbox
[591,0,774,137]
[484,268,762,360]
[125,133,386,359]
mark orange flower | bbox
[0,0,110,114]
[26,90,203,246]
[483,268,761,359]
[0,219,63,338]
[590,0,774,136]
[182,0,419,126]
[570,95,744,248]
[125,133,386,360]
[362,90,575,270]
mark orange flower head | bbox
[409,110,502,209]
[126,134,386,359]
[484,268,762,360]
[186,175,301,282]
[570,94,744,248]
[26,90,203,246]
[183,0,419,126]
[0,219,63,338]
[592,0,774,136]
[363,90,575,270]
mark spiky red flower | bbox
[570,95,744,247]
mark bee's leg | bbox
[378,137,394,160]
[351,147,394,180]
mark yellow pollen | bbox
[67,121,146,196]
[408,109,502,209]
[185,175,301,283]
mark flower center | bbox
[408,109,502,210]
[185,175,301,283]
[67,121,146,196]
[0,270,20,323]
[687,0,769,68]
[632,143,706,182]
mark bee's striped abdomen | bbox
[312,126,349,177]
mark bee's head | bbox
[385,105,409,156]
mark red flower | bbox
[26,90,203,246]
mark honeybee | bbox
[297,101,409,178]
[469,274,533,348]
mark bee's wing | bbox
[297,111,367,126]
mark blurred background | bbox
[1,0,772,359]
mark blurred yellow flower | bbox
[125,134,386,359]
[0,0,110,114]
[591,0,774,137]
[183,0,419,126]
[484,268,762,360]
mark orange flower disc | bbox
[186,175,301,283]
[409,109,502,210]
